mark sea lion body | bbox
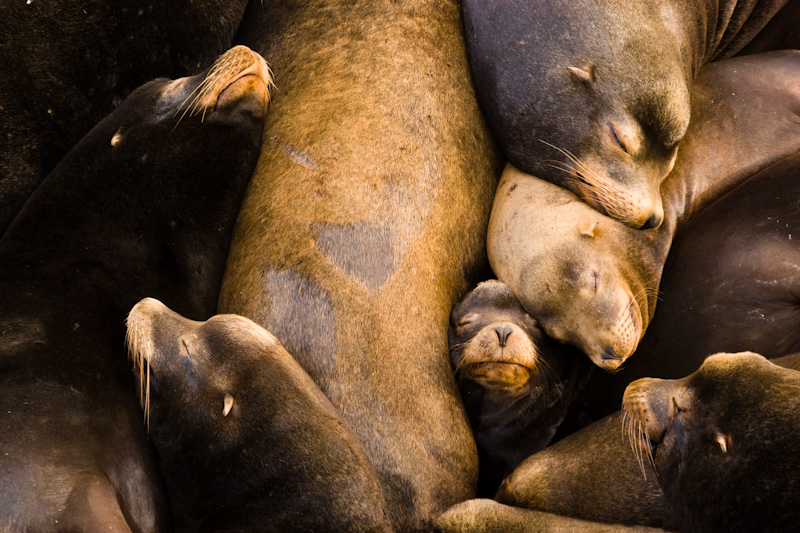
[487,50,800,370]
[448,280,592,494]
[463,0,786,228]
[220,2,501,528]
[0,0,250,236]
[623,352,800,532]
[126,298,392,531]
[494,412,682,531]
[0,47,270,530]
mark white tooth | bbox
[223,393,234,417]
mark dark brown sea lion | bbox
[448,280,592,495]
[220,1,502,528]
[623,352,800,532]
[0,0,251,236]
[126,298,392,532]
[487,50,800,370]
[0,46,270,531]
[436,498,669,533]
[574,149,800,421]
[463,0,787,228]
[494,412,683,531]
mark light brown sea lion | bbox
[448,280,593,495]
[126,298,392,531]
[0,46,270,531]
[622,352,800,532]
[220,1,501,529]
[487,50,800,370]
[462,0,787,229]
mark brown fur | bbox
[219,1,501,529]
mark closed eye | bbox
[608,122,628,154]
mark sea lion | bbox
[436,498,669,533]
[126,298,392,531]
[494,412,683,531]
[462,0,786,228]
[0,46,270,531]
[487,50,800,370]
[622,352,800,532]
[0,0,249,236]
[573,150,800,421]
[448,280,592,494]
[221,1,502,528]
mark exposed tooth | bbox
[223,393,234,417]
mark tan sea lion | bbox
[0,46,270,531]
[487,50,800,370]
[623,352,800,532]
[220,1,501,528]
[462,0,787,229]
[126,298,392,531]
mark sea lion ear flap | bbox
[567,64,596,84]
[579,221,600,238]
[716,432,731,453]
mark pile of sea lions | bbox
[2,1,800,531]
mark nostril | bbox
[495,326,513,347]
[640,211,663,230]
[601,346,622,360]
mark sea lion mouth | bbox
[464,361,532,390]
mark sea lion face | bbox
[464,0,690,229]
[126,298,281,447]
[449,280,544,393]
[623,352,800,531]
[488,166,657,371]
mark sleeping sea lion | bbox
[126,298,392,531]
[623,352,800,532]
[0,0,251,235]
[487,50,800,370]
[463,0,786,228]
[0,46,270,531]
[448,280,592,494]
[220,1,501,528]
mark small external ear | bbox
[567,64,596,83]
[716,432,730,453]
[579,221,599,238]
[223,393,235,417]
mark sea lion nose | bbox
[494,326,513,347]
[601,346,622,360]
[639,211,663,230]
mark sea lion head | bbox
[488,165,659,371]
[109,44,272,158]
[623,352,800,531]
[449,280,544,393]
[464,0,690,229]
[126,297,284,444]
